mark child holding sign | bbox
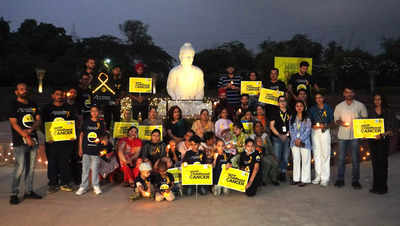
[239,138,262,196]
[212,138,232,196]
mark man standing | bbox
[84,57,96,85]
[288,61,319,101]
[217,66,242,108]
[9,83,42,204]
[129,63,150,120]
[333,86,367,189]
[41,88,77,193]
[263,68,287,115]
[76,73,92,121]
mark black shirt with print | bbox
[269,108,290,136]
[135,176,151,191]
[213,152,232,184]
[289,73,315,95]
[239,151,262,176]
[9,99,39,146]
[263,80,287,93]
[82,118,106,156]
[151,172,174,193]
[182,150,207,164]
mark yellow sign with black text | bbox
[112,121,139,138]
[129,77,152,93]
[353,119,385,139]
[138,125,163,141]
[274,57,313,84]
[217,167,249,192]
[45,120,76,142]
[240,81,262,95]
[181,164,213,185]
[241,122,254,134]
[258,88,284,106]
[167,167,181,183]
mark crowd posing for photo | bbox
[8,60,396,205]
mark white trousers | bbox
[312,129,331,183]
[291,146,311,183]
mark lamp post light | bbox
[35,68,46,94]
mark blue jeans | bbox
[337,139,360,182]
[272,136,290,173]
[11,144,38,195]
[80,154,100,189]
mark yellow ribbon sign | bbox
[259,88,284,106]
[240,81,262,95]
[353,119,385,139]
[241,122,254,134]
[92,73,116,95]
[181,164,213,185]
[138,125,163,141]
[112,121,139,138]
[45,120,76,142]
[218,167,249,192]
[274,57,313,84]
[129,77,152,93]
[167,167,181,183]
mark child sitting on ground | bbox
[130,162,153,200]
[152,161,175,202]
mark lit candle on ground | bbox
[144,192,150,197]
[344,122,350,127]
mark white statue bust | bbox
[167,43,204,100]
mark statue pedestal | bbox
[153,99,213,119]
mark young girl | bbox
[212,138,232,196]
[215,108,233,138]
[130,162,153,200]
[239,138,262,197]
[76,105,106,195]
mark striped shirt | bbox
[217,74,242,105]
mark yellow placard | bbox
[113,121,139,138]
[274,57,312,84]
[129,77,152,93]
[45,120,76,142]
[181,164,213,185]
[217,167,249,192]
[353,119,385,139]
[241,81,262,95]
[167,167,181,183]
[138,125,163,141]
[241,122,253,134]
[258,88,284,106]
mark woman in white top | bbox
[215,108,233,138]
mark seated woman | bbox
[192,109,214,139]
[228,122,248,168]
[118,126,142,187]
[215,108,233,138]
[166,106,187,143]
[200,131,216,164]
[239,138,262,197]
[141,129,166,166]
[142,106,163,126]
[255,105,268,131]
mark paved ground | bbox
[0,154,399,226]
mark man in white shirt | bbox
[333,87,367,189]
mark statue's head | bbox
[179,43,195,67]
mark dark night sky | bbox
[2,0,400,59]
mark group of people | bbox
[8,60,395,205]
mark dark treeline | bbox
[1,17,400,93]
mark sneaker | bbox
[48,185,59,194]
[334,180,344,188]
[352,181,362,190]
[75,187,88,196]
[320,181,329,187]
[93,186,102,195]
[24,191,42,199]
[60,184,74,192]
[10,195,20,205]
[312,179,320,185]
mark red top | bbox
[119,137,142,158]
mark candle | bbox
[144,192,150,197]
[238,108,242,114]
[66,92,71,97]
[214,153,219,159]
[95,138,100,143]
[344,122,350,127]
[316,122,320,128]
[230,81,234,85]
[167,144,170,150]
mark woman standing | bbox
[289,100,312,187]
[192,109,214,139]
[368,92,394,194]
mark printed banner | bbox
[129,77,152,93]
[258,88,284,106]
[45,120,76,142]
[240,81,262,95]
[274,57,313,84]
[241,122,254,134]
[181,164,213,185]
[138,125,163,141]
[167,167,181,183]
[353,119,385,139]
[217,167,249,192]
[113,121,139,138]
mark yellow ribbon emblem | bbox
[92,73,116,95]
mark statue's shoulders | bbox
[169,66,182,75]
[191,66,204,74]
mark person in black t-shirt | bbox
[288,61,319,102]
[152,161,175,202]
[9,83,42,204]
[41,88,77,193]
[263,68,288,115]
[75,105,106,196]
[130,162,153,200]
[212,138,232,196]
[269,96,291,182]
[239,138,262,197]
[76,73,92,121]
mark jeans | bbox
[11,144,38,195]
[80,154,100,189]
[272,136,290,173]
[337,139,360,182]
